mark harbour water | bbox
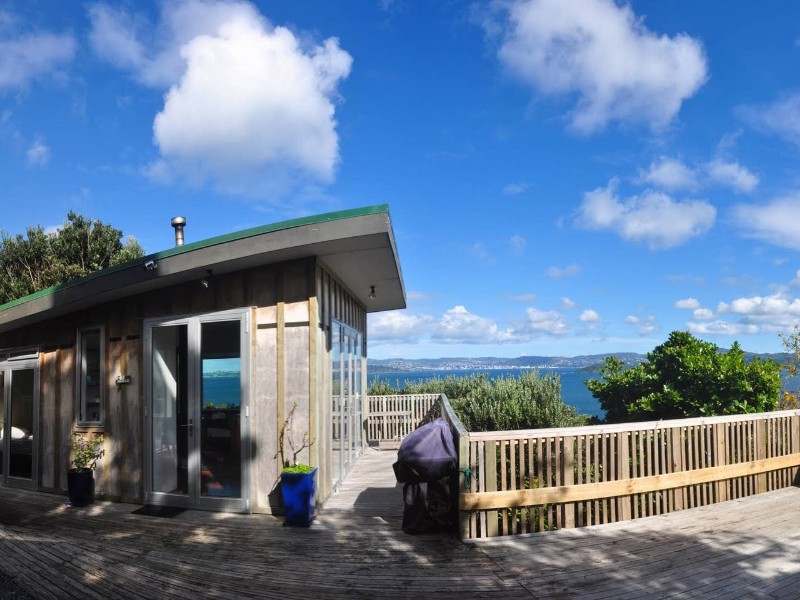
[367,367,800,420]
[367,368,605,418]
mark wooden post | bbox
[617,432,631,521]
[714,423,727,503]
[563,435,575,529]
[458,430,470,539]
[485,440,498,538]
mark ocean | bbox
[367,367,800,420]
[368,368,604,418]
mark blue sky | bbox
[4,1,800,360]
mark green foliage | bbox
[369,371,591,431]
[780,324,800,410]
[70,433,105,471]
[282,464,315,474]
[0,211,145,305]
[586,331,782,423]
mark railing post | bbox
[617,431,631,521]
[457,430,470,539]
[714,423,727,502]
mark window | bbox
[77,327,103,426]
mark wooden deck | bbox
[2,449,800,598]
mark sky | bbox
[4,1,800,360]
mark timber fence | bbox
[365,394,800,540]
[366,394,441,447]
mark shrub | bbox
[368,371,590,431]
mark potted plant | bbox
[277,403,317,526]
[281,463,318,526]
[68,433,105,507]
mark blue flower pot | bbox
[281,467,317,526]
[67,469,95,507]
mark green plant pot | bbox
[281,467,317,526]
[67,469,94,507]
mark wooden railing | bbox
[364,396,800,540]
[461,410,800,539]
[366,394,441,447]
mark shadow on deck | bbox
[1,449,800,598]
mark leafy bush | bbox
[586,331,782,423]
[368,371,590,431]
[70,433,105,471]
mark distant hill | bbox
[368,353,646,372]
[368,351,791,373]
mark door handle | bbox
[179,419,194,436]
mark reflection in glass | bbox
[200,321,241,498]
[9,369,34,479]
[152,325,189,494]
[331,322,342,487]
[79,329,102,424]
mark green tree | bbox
[586,331,781,423]
[0,211,145,305]
[780,324,800,409]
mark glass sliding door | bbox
[145,310,249,512]
[0,357,39,490]
[331,322,342,487]
[199,320,242,500]
[151,324,189,498]
[330,321,363,491]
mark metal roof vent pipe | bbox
[171,216,186,247]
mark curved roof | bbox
[0,205,405,333]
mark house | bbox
[0,205,405,513]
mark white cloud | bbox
[638,157,698,191]
[26,137,50,166]
[684,292,800,334]
[368,311,435,342]
[719,294,800,320]
[561,297,577,310]
[688,321,759,336]
[89,1,352,194]
[509,234,526,254]
[577,180,715,249]
[0,26,75,90]
[503,182,528,195]
[546,263,580,279]
[741,94,800,146]
[692,308,714,320]
[706,158,758,193]
[733,194,800,251]
[579,309,600,322]
[625,314,658,335]
[518,307,568,336]
[432,305,519,343]
[636,154,758,195]
[674,297,700,310]
[495,0,707,132]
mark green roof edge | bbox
[0,204,390,313]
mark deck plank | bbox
[2,449,800,599]
[474,485,800,599]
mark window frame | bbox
[76,326,105,427]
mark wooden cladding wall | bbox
[0,258,316,504]
[461,411,800,539]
